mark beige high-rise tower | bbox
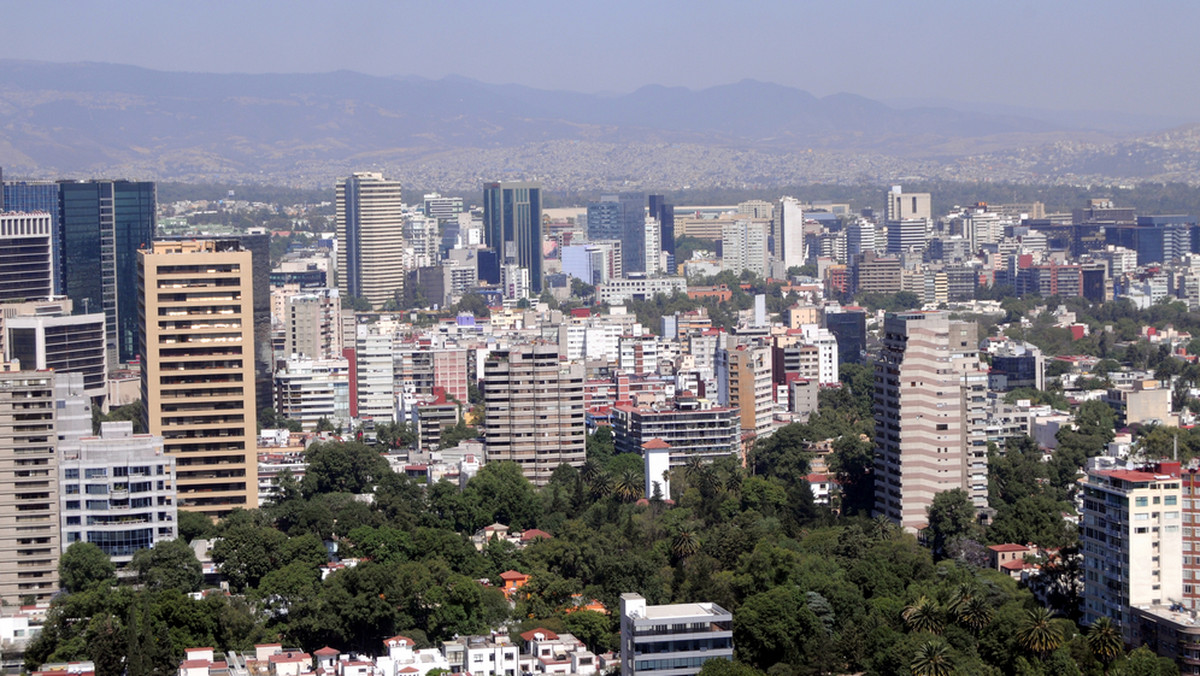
[0,369,59,604]
[139,240,258,517]
[873,311,988,531]
[336,172,406,310]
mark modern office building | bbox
[336,172,406,309]
[484,181,544,292]
[846,218,876,258]
[422,193,464,223]
[610,397,739,466]
[5,307,107,400]
[619,593,733,676]
[777,196,805,270]
[58,421,177,565]
[139,239,258,516]
[823,308,867,365]
[854,253,902,295]
[587,193,645,274]
[885,185,932,222]
[0,368,60,604]
[2,180,61,291]
[0,212,55,303]
[648,195,675,265]
[988,342,1044,392]
[482,344,584,485]
[873,311,989,530]
[59,180,155,366]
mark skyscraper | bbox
[0,369,60,604]
[482,343,584,485]
[336,172,406,309]
[777,197,805,270]
[484,181,544,292]
[58,180,156,366]
[139,240,258,517]
[0,212,55,302]
[587,192,645,274]
[873,311,988,530]
[648,194,675,267]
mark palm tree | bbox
[902,596,944,635]
[589,471,613,499]
[684,456,705,485]
[910,639,954,676]
[1016,607,1063,659]
[724,468,743,493]
[957,595,993,634]
[873,514,897,541]
[1086,617,1123,671]
[945,582,974,616]
[580,459,601,484]
[671,530,701,560]
[614,468,642,502]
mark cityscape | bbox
[2,3,1200,676]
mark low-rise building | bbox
[619,593,733,676]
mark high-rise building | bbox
[643,217,662,276]
[721,220,769,278]
[354,326,395,423]
[885,185,932,222]
[846,218,876,258]
[273,356,351,431]
[482,344,584,485]
[1,180,59,291]
[283,289,342,361]
[823,308,867,365]
[0,368,60,604]
[5,306,107,400]
[58,421,177,566]
[715,340,773,440]
[587,193,645,274]
[139,240,258,517]
[619,593,733,676]
[422,193,464,224]
[873,311,988,530]
[0,212,55,302]
[648,194,675,264]
[1081,461,1183,643]
[777,197,805,270]
[484,181,544,292]
[58,180,155,367]
[336,172,406,309]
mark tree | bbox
[671,531,701,561]
[130,539,203,593]
[259,407,301,433]
[926,489,979,557]
[59,542,115,593]
[988,494,1076,549]
[302,441,391,496]
[957,595,994,635]
[462,462,541,531]
[1016,607,1063,659]
[910,639,954,676]
[177,509,214,542]
[902,596,944,635]
[1086,617,1123,671]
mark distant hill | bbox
[0,61,1193,189]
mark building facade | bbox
[482,344,584,485]
[336,172,406,310]
[139,240,258,516]
[619,594,733,676]
[484,182,544,293]
[873,311,989,530]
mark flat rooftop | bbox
[637,602,728,620]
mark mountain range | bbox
[0,60,1192,189]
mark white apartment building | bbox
[355,327,396,423]
[1082,461,1183,644]
[274,356,351,430]
[59,421,177,565]
[799,324,839,386]
[619,593,733,676]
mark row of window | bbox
[65,466,166,480]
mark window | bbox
[1166,495,1178,506]
[64,468,79,480]
[65,501,80,510]
[84,468,107,479]
[1136,497,1149,507]
[65,484,79,495]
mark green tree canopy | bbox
[58,542,115,593]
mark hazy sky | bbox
[2,0,1197,117]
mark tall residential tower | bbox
[336,172,406,310]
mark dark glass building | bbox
[648,193,675,258]
[483,181,543,292]
[824,309,867,365]
[588,192,645,274]
[59,180,156,366]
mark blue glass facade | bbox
[58,180,156,365]
[483,181,543,292]
[587,192,646,274]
